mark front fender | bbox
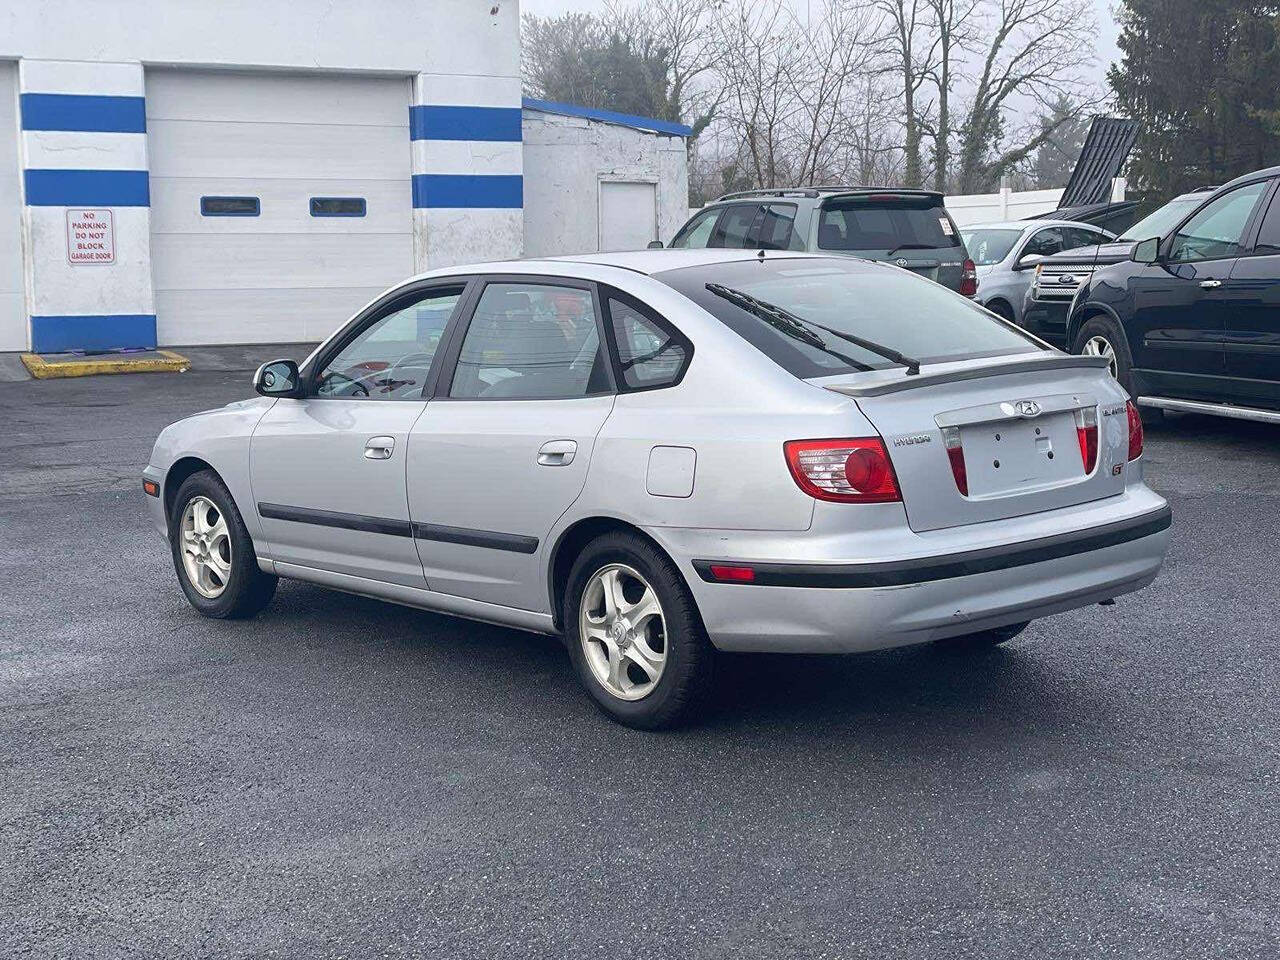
[1066,292,1125,350]
[147,398,276,538]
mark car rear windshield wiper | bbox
[884,243,937,257]
[705,283,922,376]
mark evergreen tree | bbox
[1110,0,1280,195]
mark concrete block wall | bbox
[18,60,156,352]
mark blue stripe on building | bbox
[521,97,693,137]
[20,93,147,134]
[409,105,522,142]
[23,169,150,207]
[412,174,523,209]
[30,314,158,353]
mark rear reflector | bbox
[142,479,159,497]
[784,438,901,503]
[1126,400,1144,461]
[941,426,968,496]
[960,258,978,298]
[1074,406,1099,474]
[708,564,755,583]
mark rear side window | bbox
[606,297,689,390]
[1251,185,1280,255]
[753,204,797,250]
[817,198,959,252]
[708,205,759,248]
[448,283,610,400]
[655,257,1040,379]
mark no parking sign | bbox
[66,209,115,264]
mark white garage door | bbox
[599,180,658,253]
[147,69,414,345]
[0,62,26,351]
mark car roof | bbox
[406,249,861,282]
[707,186,945,205]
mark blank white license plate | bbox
[961,412,1081,497]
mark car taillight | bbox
[784,438,901,503]
[1074,406,1099,473]
[959,258,978,297]
[1126,399,1144,461]
[940,426,968,496]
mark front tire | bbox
[1073,315,1136,397]
[564,532,714,729]
[169,470,277,619]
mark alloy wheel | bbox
[1082,334,1119,379]
[579,563,667,701]
[179,496,232,598]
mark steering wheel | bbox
[319,370,369,397]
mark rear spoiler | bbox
[822,354,1111,398]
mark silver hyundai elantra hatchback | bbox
[143,250,1170,728]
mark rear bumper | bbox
[656,489,1171,653]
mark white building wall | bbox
[522,110,690,257]
[0,0,523,351]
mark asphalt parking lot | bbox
[2,369,1278,959]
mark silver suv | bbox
[662,187,977,296]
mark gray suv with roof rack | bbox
[657,186,978,297]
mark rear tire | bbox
[564,532,714,729]
[987,300,1016,323]
[169,470,277,619]
[935,621,1029,650]
[1073,315,1136,397]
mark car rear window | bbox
[655,257,1041,379]
[817,196,960,252]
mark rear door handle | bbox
[1199,279,1223,289]
[364,436,395,460]
[537,439,577,466]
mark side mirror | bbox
[254,358,301,398]
[1131,236,1161,265]
[1014,252,1044,271]
[646,240,664,250]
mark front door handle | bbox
[1199,279,1223,289]
[537,439,577,466]
[364,436,395,460]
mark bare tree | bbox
[953,0,1097,191]
[922,0,981,191]
[872,0,937,187]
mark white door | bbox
[147,69,414,346]
[0,62,25,351]
[599,181,658,253]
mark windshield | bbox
[655,257,1041,379]
[1119,195,1207,241]
[960,228,1023,265]
[817,198,961,252]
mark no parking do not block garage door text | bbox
[65,208,115,264]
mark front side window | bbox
[656,257,1040,379]
[1168,181,1269,262]
[670,208,719,248]
[817,199,960,253]
[607,297,689,389]
[315,286,463,399]
[1022,228,1065,259]
[448,283,609,400]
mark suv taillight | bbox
[1126,400,1144,461]
[784,438,901,503]
[959,258,978,297]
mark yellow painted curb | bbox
[20,350,191,379]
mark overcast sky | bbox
[519,0,1123,84]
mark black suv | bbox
[661,187,977,296]
[1059,168,1280,423]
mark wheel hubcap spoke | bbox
[179,496,232,599]
[579,563,667,702]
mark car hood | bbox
[1039,240,1135,267]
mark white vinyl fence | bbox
[944,187,1065,226]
